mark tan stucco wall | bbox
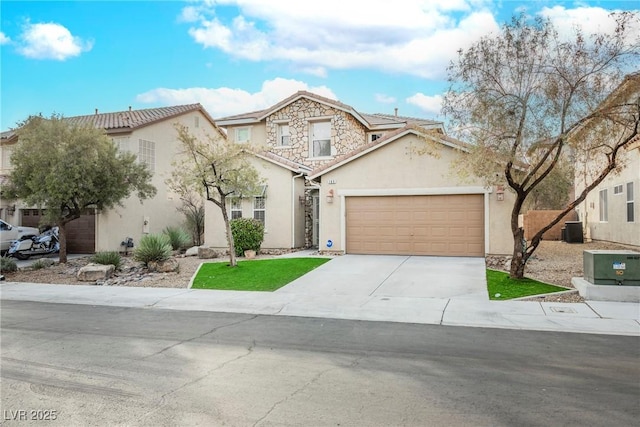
[227,123,267,146]
[315,134,514,255]
[96,111,214,251]
[576,147,639,246]
[204,156,303,250]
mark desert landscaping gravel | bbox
[2,240,637,303]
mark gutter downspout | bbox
[291,172,304,248]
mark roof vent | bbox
[394,107,398,117]
[95,108,98,115]
[129,106,132,112]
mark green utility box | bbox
[583,250,640,286]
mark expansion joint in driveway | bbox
[368,256,411,297]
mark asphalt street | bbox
[2,300,639,426]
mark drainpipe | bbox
[291,172,304,248]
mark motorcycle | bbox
[7,227,60,260]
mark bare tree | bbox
[443,13,640,278]
[169,124,262,267]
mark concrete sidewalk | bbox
[1,282,638,336]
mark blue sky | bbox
[1,0,638,130]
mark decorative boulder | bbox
[185,246,200,257]
[198,247,218,259]
[148,258,179,273]
[77,263,115,282]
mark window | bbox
[599,189,608,222]
[113,137,130,153]
[231,198,242,219]
[627,182,635,222]
[370,133,383,142]
[311,121,331,157]
[277,123,290,146]
[614,184,623,195]
[1,146,13,169]
[138,139,155,172]
[253,196,265,224]
[235,127,251,143]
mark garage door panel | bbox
[346,195,484,257]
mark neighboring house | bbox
[575,73,640,247]
[0,104,222,253]
[576,134,639,246]
[208,91,514,257]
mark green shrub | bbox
[31,259,51,270]
[91,251,122,270]
[0,257,18,273]
[162,226,191,250]
[230,218,265,257]
[134,234,172,266]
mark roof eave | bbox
[216,118,262,127]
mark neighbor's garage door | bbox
[21,209,96,254]
[346,195,484,256]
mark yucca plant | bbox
[91,251,122,270]
[162,226,191,250]
[133,233,172,266]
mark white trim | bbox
[216,118,260,126]
[338,187,492,255]
[337,186,490,197]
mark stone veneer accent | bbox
[265,98,367,168]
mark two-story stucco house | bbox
[0,104,222,253]
[575,134,639,246]
[575,73,640,248]
[207,91,514,257]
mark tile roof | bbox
[215,91,443,131]
[67,104,211,132]
[2,104,220,136]
[254,150,312,173]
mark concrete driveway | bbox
[277,255,488,300]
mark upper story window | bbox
[235,127,251,144]
[310,121,331,158]
[113,137,130,153]
[614,184,623,195]
[277,123,290,146]
[231,198,242,219]
[599,189,608,222]
[370,133,383,142]
[138,139,155,173]
[627,182,635,222]
[1,146,13,170]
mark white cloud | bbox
[375,93,397,104]
[17,22,92,60]
[136,77,338,118]
[539,6,621,36]
[407,93,443,116]
[180,0,500,78]
[0,32,10,45]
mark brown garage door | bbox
[346,195,484,256]
[21,209,96,254]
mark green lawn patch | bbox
[191,257,331,291]
[486,269,569,300]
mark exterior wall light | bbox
[326,189,334,203]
